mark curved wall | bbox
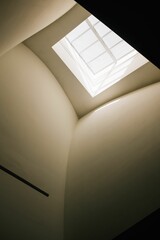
[0,0,76,57]
[64,82,160,239]
[0,43,77,240]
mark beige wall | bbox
[64,82,160,239]
[0,42,159,240]
[0,0,76,57]
[0,43,77,240]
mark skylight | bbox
[52,15,149,97]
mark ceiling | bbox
[24,3,160,118]
[75,1,160,69]
[0,1,159,239]
[0,1,159,118]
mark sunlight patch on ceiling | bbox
[52,14,149,97]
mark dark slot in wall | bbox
[0,165,49,197]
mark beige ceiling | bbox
[0,0,76,57]
[0,0,159,117]
[24,3,160,118]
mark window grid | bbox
[65,17,136,77]
[52,14,149,97]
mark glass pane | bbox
[111,41,134,59]
[88,15,99,25]
[81,41,105,63]
[72,29,98,52]
[88,52,114,74]
[117,50,137,65]
[66,21,89,42]
[110,58,133,75]
[94,21,111,37]
[103,31,122,48]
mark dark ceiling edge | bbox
[75,1,160,69]
[113,208,160,239]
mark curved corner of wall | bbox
[0,0,76,57]
[64,82,160,240]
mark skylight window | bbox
[52,15,149,97]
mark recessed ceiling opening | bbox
[52,14,149,97]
